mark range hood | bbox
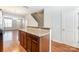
[31,10,44,28]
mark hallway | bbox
[3,30,26,52]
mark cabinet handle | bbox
[32,40,38,44]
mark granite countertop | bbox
[19,28,50,37]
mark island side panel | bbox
[40,34,50,52]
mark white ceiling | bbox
[0,6,44,16]
[0,6,29,16]
[61,6,79,12]
[24,6,44,13]
[45,6,79,13]
[0,6,79,16]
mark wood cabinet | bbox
[19,30,39,52]
[26,36,31,52]
[19,30,49,52]
[26,32,39,52]
[31,39,39,52]
[0,30,3,52]
[19,30,26,49]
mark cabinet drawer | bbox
[26,32,39,42]
[30,34,39,42]
[31,40,39,52]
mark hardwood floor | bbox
[51,41,79,52]
[4,30,79,52]
[3,30,26,52]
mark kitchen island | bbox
[0,29,3,52]
[18,27,50,52]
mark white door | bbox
[62,10,75,46]
[52,11,62,42]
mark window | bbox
[4,18,12,27]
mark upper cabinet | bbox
[31,10,44,28]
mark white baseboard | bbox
[52,39,79,48]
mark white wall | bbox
[44,7,62,42]
[44,6,79,48]
[26,14,38,27]
[22,18,27,29]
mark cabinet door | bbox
[18,31,21,41]
[23,32,26,49]
[62,11,74,46]
[0,32,3,52]
[19,31,22,45]
[31,40,39,52]
[26,37,31,52]
[21,32,24,46]
[19,31,24,46]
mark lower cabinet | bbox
[19,30,26,49]
[31,40,39,52]
[26,37,31,52]
[23,32,26,49]
[19,30,39,52]
[0,32,3,52]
